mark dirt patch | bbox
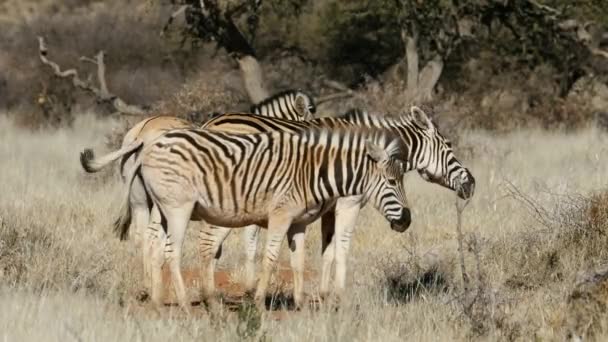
[160,264,315,309]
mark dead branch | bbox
[316,91,355,105]
[317,79,367,105]
[322,79,351,92]
[455,195,472,294]
[502,180,553,229]
[37,37,146,116]
[160,4,188,37]
[590,47,608,59]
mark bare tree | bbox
[164,0,270,103]
[37,37,147,116]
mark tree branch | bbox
[316,91,355,105]
[322,79,351,92]
[37,36,146,116]
[160,4,189,37]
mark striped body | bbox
[141,128,406,227]
[205,108,474,197]
[120,127,409,309]
[79,90,316,296]
[201,106,475,300]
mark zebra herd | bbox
[80,90,475,312]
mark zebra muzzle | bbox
[457,172,476,200]
[390,208,411,233]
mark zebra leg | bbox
[319,210,336,299]
[255,214,293,309]
[287,223,306,309]
[332,197,362,300]
[199,223,231,309]
[129,175,151,290]
[163,203,195,313]
[148,205,166,309]
[242,224,261,293]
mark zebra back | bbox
[203,107,475,199]
[144,126,406,215]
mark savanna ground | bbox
[1,112,607,341]
[2,0,608,340]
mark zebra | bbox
[80,89,316,287]
[197,106,475,300]
[112,127,411,311]
[251,89,316,119]
[82,103,474,303]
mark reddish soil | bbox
[158,264,316,312]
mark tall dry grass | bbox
[1,113,608,341]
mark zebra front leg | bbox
[319,210,336,299]
[242,224,261,293]
[332,197,362,300]
[287,224,306,309]
[255,214,293,310]
[199,224,231,310]
[148,205,166,309]
[163,203,195,313]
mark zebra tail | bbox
[112,142,145,240]
[80,139,144,173]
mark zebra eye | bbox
[308,105,316,114]
[387,179,398,186]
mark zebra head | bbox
[251,90,316,121]
[365,138,411,233]
[407,106,475,200]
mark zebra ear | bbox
[386,138,408,162]
[294,93,309,117]
[410,106,436,132]
[365,140,389,163]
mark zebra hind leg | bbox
[162,203,195,314]
[199,223,231,311]
[148,205,167,311]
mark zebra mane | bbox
[339,107,441,132]
[295,126,402,156]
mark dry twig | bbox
[37,36,146,116]
[455,195,471,293]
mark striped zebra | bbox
[80,89,315,287]
[113,127,410,310]
[198,106,475,300]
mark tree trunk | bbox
[236,55,270,104]
[404,28,419,93]
[417,56,444,102]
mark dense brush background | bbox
[1,0,608,341]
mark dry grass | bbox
[1,113,608,341]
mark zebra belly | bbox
[192,204,269,228]
[291,199,337,226]
[191,198,337,228]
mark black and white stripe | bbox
[116,127,410,310]
[250,89,316,121]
